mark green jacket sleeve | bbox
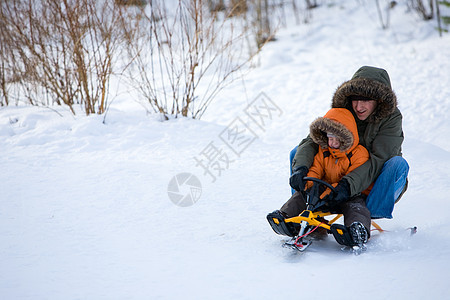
[292,134,319,171]
[344,108,404,195]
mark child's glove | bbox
[289,166,308,192]
[329,179,350,205]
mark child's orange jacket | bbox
[306,108,371,196]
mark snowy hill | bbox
[1,2,450,299]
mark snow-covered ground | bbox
[2,2,450,299]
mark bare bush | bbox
[122,0,264,119]
[0,12,11,107]
[115,0,148,6]
[254,0,273,47]
[229,0,248,17]
[408,0,435,20]
[1,0,273,118]
[0,0,126,115]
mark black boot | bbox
[267,210,300,237]
[349,222,369,246]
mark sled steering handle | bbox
[303,177,337,194]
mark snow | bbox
[1,2,450,299]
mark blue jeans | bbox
[289,147,298,195]
[366,156,409,219]
[289,146,409,219]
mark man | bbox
[270,66,409,247]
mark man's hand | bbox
[289,166,308,192]
[329,179,351,205]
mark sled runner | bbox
[267,177,416,253]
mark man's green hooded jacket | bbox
[292,66,404,196]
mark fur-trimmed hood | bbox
[331,66,397,123]
[310,108,359,152]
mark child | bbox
[268,108,371,246]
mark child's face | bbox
[328,136,340,149]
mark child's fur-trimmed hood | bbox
[310,108,359,152]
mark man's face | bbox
[352,100,377,121]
